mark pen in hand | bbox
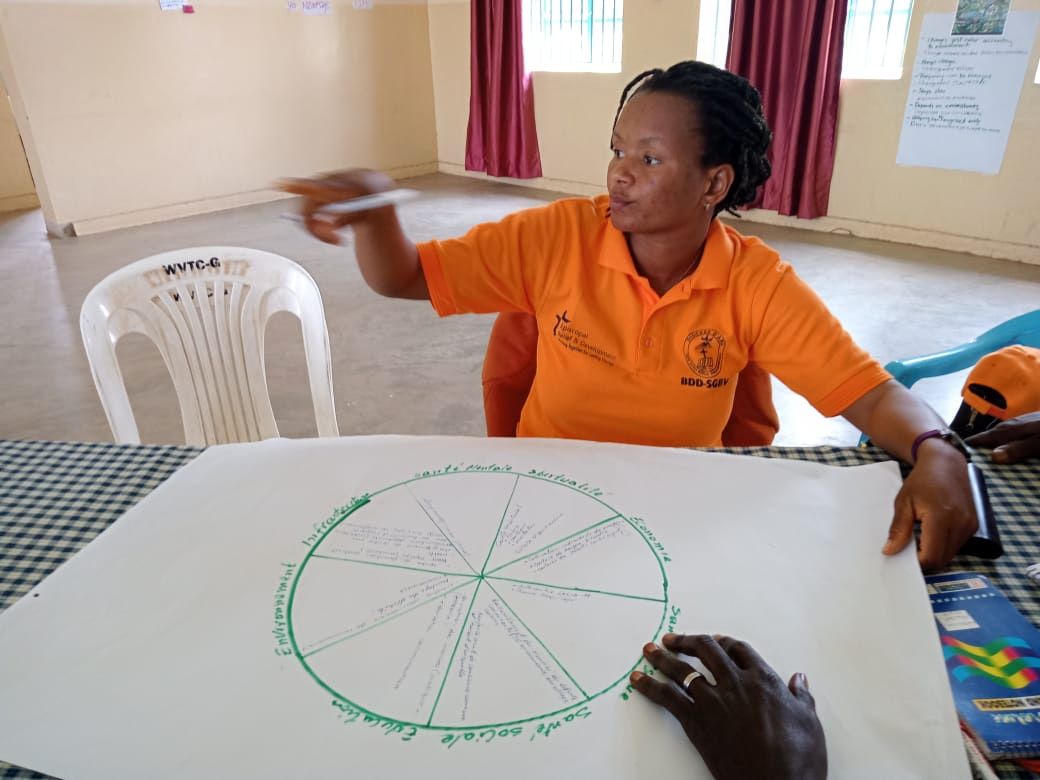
[279,188,421,225]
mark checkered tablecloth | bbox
[2,439,1038,779]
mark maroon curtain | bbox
[726,0,847,218]
[466,0,542,179]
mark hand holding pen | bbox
[277,170,419,245]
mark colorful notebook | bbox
[927,572,1040,759]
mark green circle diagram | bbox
[287,471,669,732]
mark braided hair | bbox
[613,61,772,216]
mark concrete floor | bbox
[2,172,1039,447]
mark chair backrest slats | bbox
[191,278,238,444]
[226,281,262,442]
[211,279,249,442]
[154,285,221,445]
[80,247,339,446]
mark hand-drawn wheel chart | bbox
[287,470,669,732]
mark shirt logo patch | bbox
[553,309,572,336]
[683,329,727,378]
[552,310,617,367]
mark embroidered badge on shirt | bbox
[683,329,727,378]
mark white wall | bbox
[0,0,438,234]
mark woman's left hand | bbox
[883,441,977,570]
[842,381,978,571]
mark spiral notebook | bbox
[927,572,1040,760]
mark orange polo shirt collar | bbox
[597,215,735,299]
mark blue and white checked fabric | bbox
[1,439,200,780]
[1,439,1037,779]
[0,439,201,611]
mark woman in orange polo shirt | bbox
[281,60,975,572]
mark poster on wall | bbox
[895,12,1040,174]
[952,0,1012,35]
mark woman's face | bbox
[607,90,728,235]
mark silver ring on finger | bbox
[682,670,703,691]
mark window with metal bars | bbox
[843,0,914,79]
[695,0,915,80]
[523,0,624,73]
[696,0,731,69]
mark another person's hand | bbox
[631,633,826,780]
[883,442,977,571]
[277,169,394,245]
[965,411,1040,464]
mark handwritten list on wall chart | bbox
[896,12,1040,174]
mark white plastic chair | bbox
[80,246,339,446]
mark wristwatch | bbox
[910,428,971,464]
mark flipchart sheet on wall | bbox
[0,436,968,779]
[897,12,1040,174]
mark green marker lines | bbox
[485,513,621,576]
[288,470,671,733]
[485,574,665,604]
[310,553,475,580]
[426,579,484,726]
[480,473,520,575]
[303,577,478,660]
[483,579,589,699]
[411,492,480,576]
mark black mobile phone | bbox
[957,462,1003,559]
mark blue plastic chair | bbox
[884,309,1040,389]
[858,309,1040,445]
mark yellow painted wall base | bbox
[735,210,1040,266]
[437,162,601,198]
[65,162,438,238]
[0,192,38,213]
[69,189,294,237]
[437,165,1039,266]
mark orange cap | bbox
[961,345,1040,420]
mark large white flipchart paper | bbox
[0,436,968,779]
[896,12,1040,174]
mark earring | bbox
[704,202,712,211]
